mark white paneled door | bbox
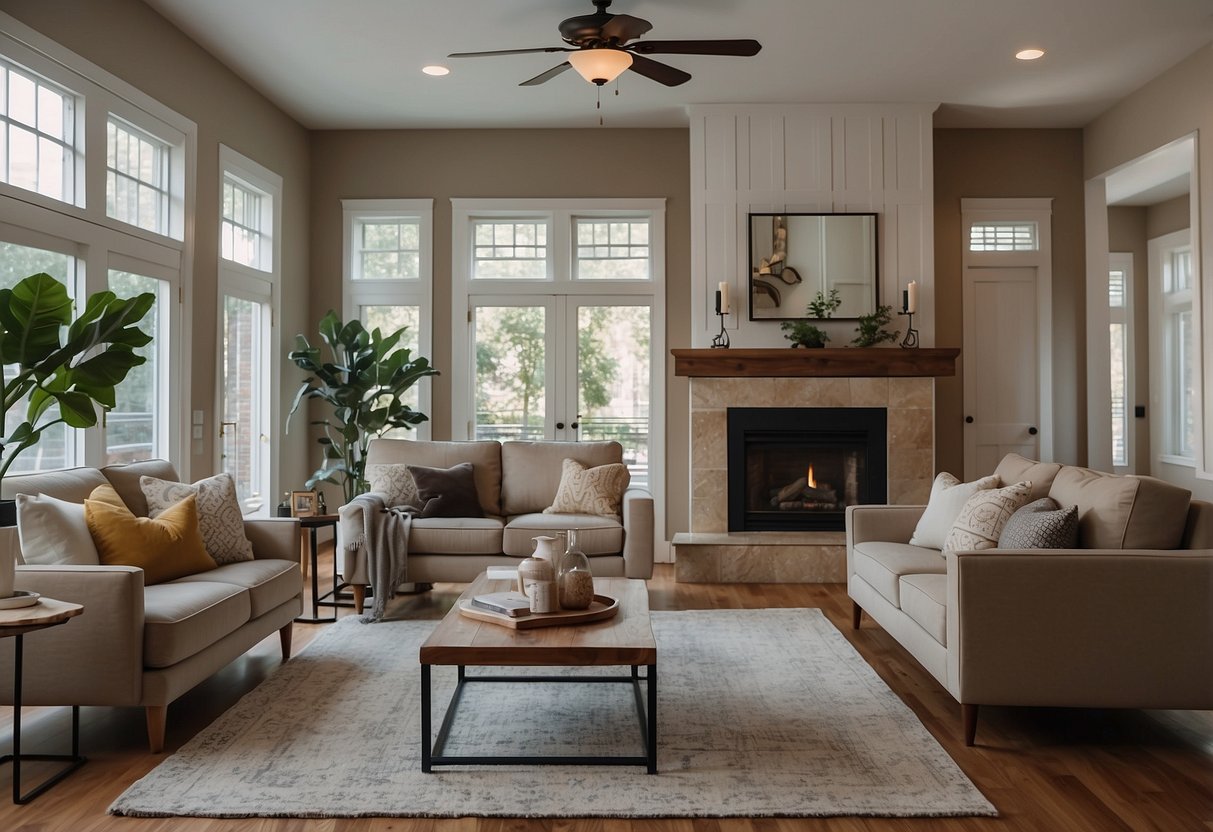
[963,267,1041,477]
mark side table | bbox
[295,514,341,623]
[0,597,86,804]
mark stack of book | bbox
[471,591,532,617]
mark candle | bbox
[907,281,919,314]
[718,281,730,315]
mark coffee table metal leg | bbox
[421,664,431,772]
[647,662,657,774]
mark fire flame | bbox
[807,465,817,489]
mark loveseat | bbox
[339,439,654,612]
[0,460,302,752]
[846,453,1213,745]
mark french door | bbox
[470,296,653,489]
[218,279,273,515]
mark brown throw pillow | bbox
[407,462,484,519]
[84,485,216,585]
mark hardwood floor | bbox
[2,558,1210,831]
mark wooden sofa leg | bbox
[352,584,366,614]
[851,601,863,630]
[962,704,979,746]
[279,622,294,660]
[146,705,167,753]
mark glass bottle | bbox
[558,529,595,610]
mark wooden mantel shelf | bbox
[671,347,960,378]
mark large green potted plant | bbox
[0,273,155,525]
[287,310,439,504]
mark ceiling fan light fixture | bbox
[567,48,632,85]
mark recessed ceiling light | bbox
[422,65,450,76]
[1015,48,1045,61]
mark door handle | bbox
[571,414,580,430]
[556,422,565,430]
[965,416,974,424]
[1028,426,1038,435]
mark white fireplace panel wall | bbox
[689,103,937,349]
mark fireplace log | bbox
[773,477,807,503]
[802,484,838,503]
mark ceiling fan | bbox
[447,0,762,88]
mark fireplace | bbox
[727,407,887,532]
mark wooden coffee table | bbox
[419,573,657,773]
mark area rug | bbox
[110,608,996,818]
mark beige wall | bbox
[2,0,313,494]
[309,129,691,537]
[933,129,1088,476]
[1107,206,1151,473]
[1146,194,1191,240]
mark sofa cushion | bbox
[503,513,624,557]
[143,580,250,668]
[409,462,484,518]
[173,559,300,618]
[943,480,1033,552]
[1,466,108,503]
[408,517,504,555]
[500,441,623,516]
[85,487,217,585]
[101,459,179,516]
[365,463,420,509]
[909,472,999,549]
[365,439,502,516]
[994,453,1062,501]
[998,498,1079,549]
[544,458,630,518]
[899,573,947,646]
[141,473,255,564]
[851,541,945,608]
[15,493,100,565]
[1048,466,1191,549]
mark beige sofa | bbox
[846,453,1213,745]
[340,439,655,610]
[0,460,302,752]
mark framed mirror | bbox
[748,212,878,320]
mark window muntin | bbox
[473,220,548,279]
[0,58,75,203]
[221,175,268,270]
[354,219,420,280]
[969,221,1038,252]
[575,218,651,280]
[106,269,166,464]
[106,117,171,235]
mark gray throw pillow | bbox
[407,462,484,519]
[997,498,1079,549]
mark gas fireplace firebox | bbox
[727,407,887,532]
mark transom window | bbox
[106,117,170,235]
[473,220,548,279]
[575,218,650,279]
[221,175,268,270]
[0,57,75,203]
[354,218,420,280]
[969,221,1038,252]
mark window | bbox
[0,57,76,203]
[107,269,168,464]
[575,218,650,279]
[473,220,548,279]
[1108,254,1133,471]
[221,174,271,271]
[968,221,1038,252]
[106,117,171,235]
[1151,231,1198,467]
[342,199,434,439]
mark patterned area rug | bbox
[110,608,996,818]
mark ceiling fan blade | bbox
[626,54,691,87]
[448,47,571,58]
[600,13,653,43]
[629,39,762,56]
[519,62,573,86]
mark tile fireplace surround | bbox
[671,348,959,583]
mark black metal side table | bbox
[294,514,342,623]
[0,596,86,804]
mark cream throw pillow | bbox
[943,480,1033,552]
[544,458,631,518]
[140,473,254,564]
[365,463,420,509]
[16,493,100,565]
[909,472,1000,549]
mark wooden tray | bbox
[457,594,619,630]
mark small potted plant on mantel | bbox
[0,273,155,526]
[781,288,841,348]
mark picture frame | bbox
[291,490,317,518]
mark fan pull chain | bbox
[597,84,603,126]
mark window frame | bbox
[342,198,435,441]
[1150,229,1199,469]
[1108,252,1134,473]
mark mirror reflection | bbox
[748,213,878,319]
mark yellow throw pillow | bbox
[84,485,216,585]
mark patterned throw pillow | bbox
[140,473,254,564]
[544,458,631,519]
[943,480,1033,552]
[365,463,420,509]
[997,498,1079,549]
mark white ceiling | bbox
[143,0,1213,130]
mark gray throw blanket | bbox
[339,493,413,621]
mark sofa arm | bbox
[845,504,926,575]
[0,565,145,707]
[244,517,301,561]
[622,487,654,579]
[945,548,1213,709]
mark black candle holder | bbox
[898,309,919,349]
[711,290,730,349]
